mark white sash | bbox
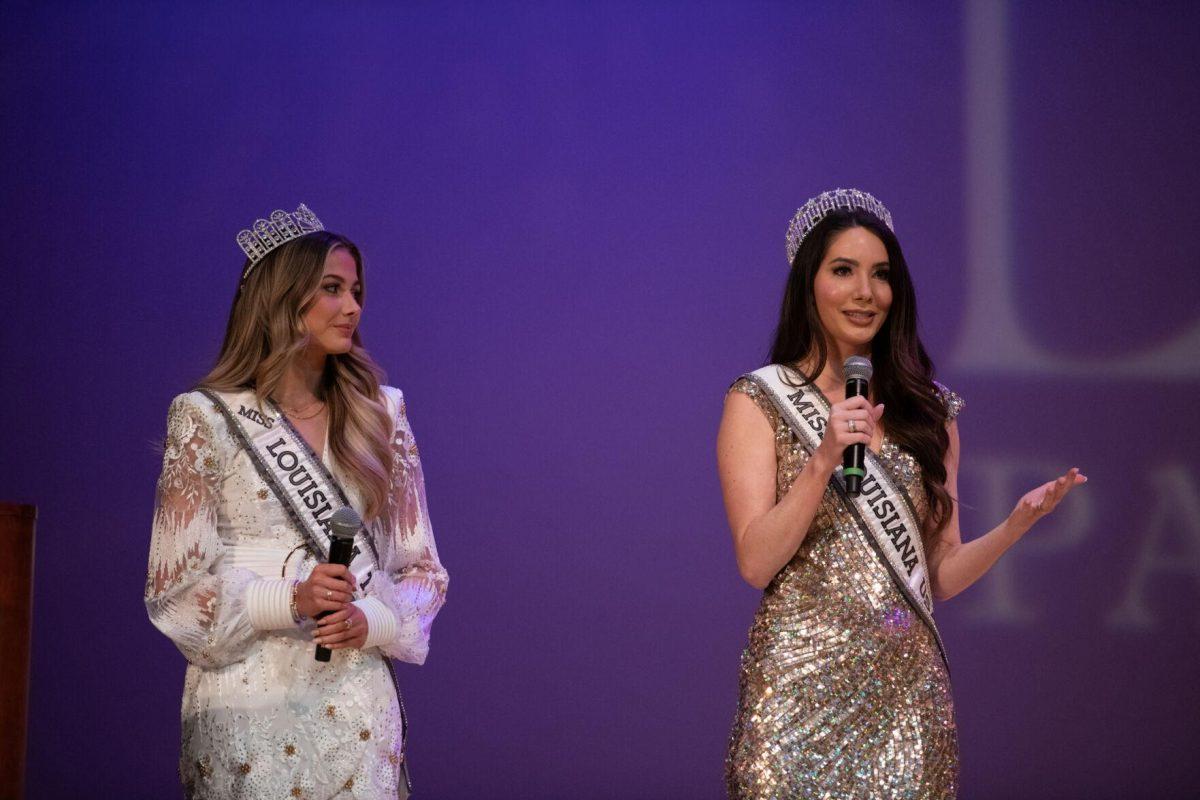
[200,388,379,591]
[744,365,948,668]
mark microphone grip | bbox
[315,535,357,663]
[843,377,869,497]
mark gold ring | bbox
[325,589,332,599]
[848,419,857,433]
[344,619,352,630]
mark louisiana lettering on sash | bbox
[742,365,949,670]
[200,388,379,587]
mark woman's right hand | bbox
[813,395,884,470]
[295,563,357,620]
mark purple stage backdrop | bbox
[2,2,1198,798]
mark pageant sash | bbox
[743,365,948,668]
[199,389,379,590]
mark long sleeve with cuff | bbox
[145,394,311,670]
[144,395,267,669]
[353,386,448,663]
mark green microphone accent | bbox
[843,467,866,478]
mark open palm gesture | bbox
[1010,467,1087,531]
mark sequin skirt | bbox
[725,561,959,800]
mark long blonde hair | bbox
[201,231,394,521]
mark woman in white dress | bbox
[145,204,447,799]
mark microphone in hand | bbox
[842,356,872,497]
[314,506,361,663]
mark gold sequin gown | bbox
[725,378,962,800]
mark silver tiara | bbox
[785,188,894,265]
[236,203,325,280]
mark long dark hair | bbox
[768,209,953,538]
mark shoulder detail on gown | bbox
[380,384,404,412]
[728,376,780,428]
[729,375,761,396]
[933,381,965,421]
[172,388,222,413]
[164,390,234,474]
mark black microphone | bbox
[315,506,361,662]
[842,356,873,498]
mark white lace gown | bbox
[145,386,447,799]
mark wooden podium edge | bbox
[0,500,36,800]
[0,503,37,519]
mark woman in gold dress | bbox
[718,189,1085,799]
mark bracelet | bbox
[289,579,305,624]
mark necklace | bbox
[287,404,326,421]
[279,398,326,420]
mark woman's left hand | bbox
[1009,466,1088,533]
[313,603,368,651]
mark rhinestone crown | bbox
[236,203,325,280]
[785,188,894,266]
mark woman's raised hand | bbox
[295,563,357,620]
[1009,467,1088,533]
[814,395,884,470]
